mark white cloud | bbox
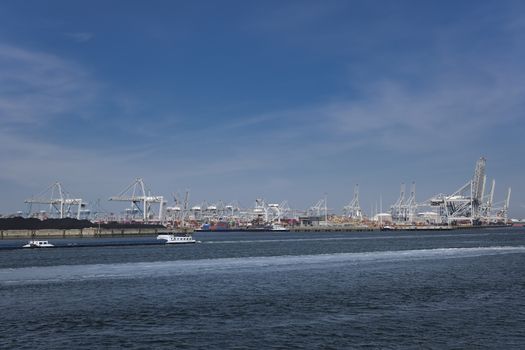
[0,44,96,125]
[64,32,94,43]
[324,71,525,147]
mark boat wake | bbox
[1,246,524,285]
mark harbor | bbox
[0,157,518,240]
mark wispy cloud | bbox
[64,32,94,43]
[321,72,525,152]
[0,126,166,203]
[274,12,525,156]
[0,44,97,125]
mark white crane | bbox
[343,184,363,220]
[109,178,164,222]
[25,182,84,219]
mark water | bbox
[1,229,525,349]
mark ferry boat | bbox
[156,234,197,244]
[22,240,54,248]
[270,223,289,231]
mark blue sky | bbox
[1,0,524,217]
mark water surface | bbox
[1,228,524,349]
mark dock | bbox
[0,227,172,240]
[290,225,375,232]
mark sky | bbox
[0,0,524,218]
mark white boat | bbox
[22,240,54,248]
[270,223,289,231]
[156,234,197,244]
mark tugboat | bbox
[22,240,54,248]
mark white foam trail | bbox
[1,246,524,285]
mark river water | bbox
[1,228,524,349]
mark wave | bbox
[1,246,523,285]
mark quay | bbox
[0,227,172,240]
[290,225,375,232]
[0,222,511,240]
